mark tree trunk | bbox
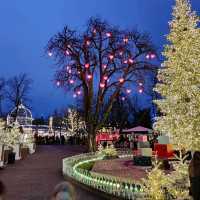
[88,133,96,152]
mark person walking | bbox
[189,151,200,200]
[51,182,75,200]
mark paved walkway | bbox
[0,145,103,200]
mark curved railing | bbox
[62,151,144,199]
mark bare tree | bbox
[0,78,6,116]
[46,17,157,151]
[6,73,33,109]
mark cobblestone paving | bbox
[0,145,103,200]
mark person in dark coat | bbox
[0,180,6,200]
[189,151,200,200]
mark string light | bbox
[122,97,126,101]
[68,69,72,74]
[73,94,77,98]
[123,60,128,64]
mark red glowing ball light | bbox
[122,97,126,101]
[48,51,53,57]
[123,38,129,43]
[86,40,91,46]
[103,76,108,81]
[87,74,92,80]
[85,63,90,69]
[93,29,97,34]
[119,51,123,56]
[123,60,128,64]
[138,89,143,93]
[119,78,124,83]
[109,54,114,60]
[56,81,60,86]
[128,58,134,64]
[150,53,156,59]
[66,50,70,55]
[69,80,74,84]
[126,89,131,94]
[100,83,105,88]
[146,54,150,59]
[102,64,107,69]
[139,82,143,86]
[77,90,81,95]
[106,32,112,37]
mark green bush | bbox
[77,161,95,171]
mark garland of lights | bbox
[63,153,143,199]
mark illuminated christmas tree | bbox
[154,0,200,151]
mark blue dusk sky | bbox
[0,0,200,117]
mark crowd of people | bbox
[34,134,87,146]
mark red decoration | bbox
[154,144,174,158]
[96,132,120,144]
